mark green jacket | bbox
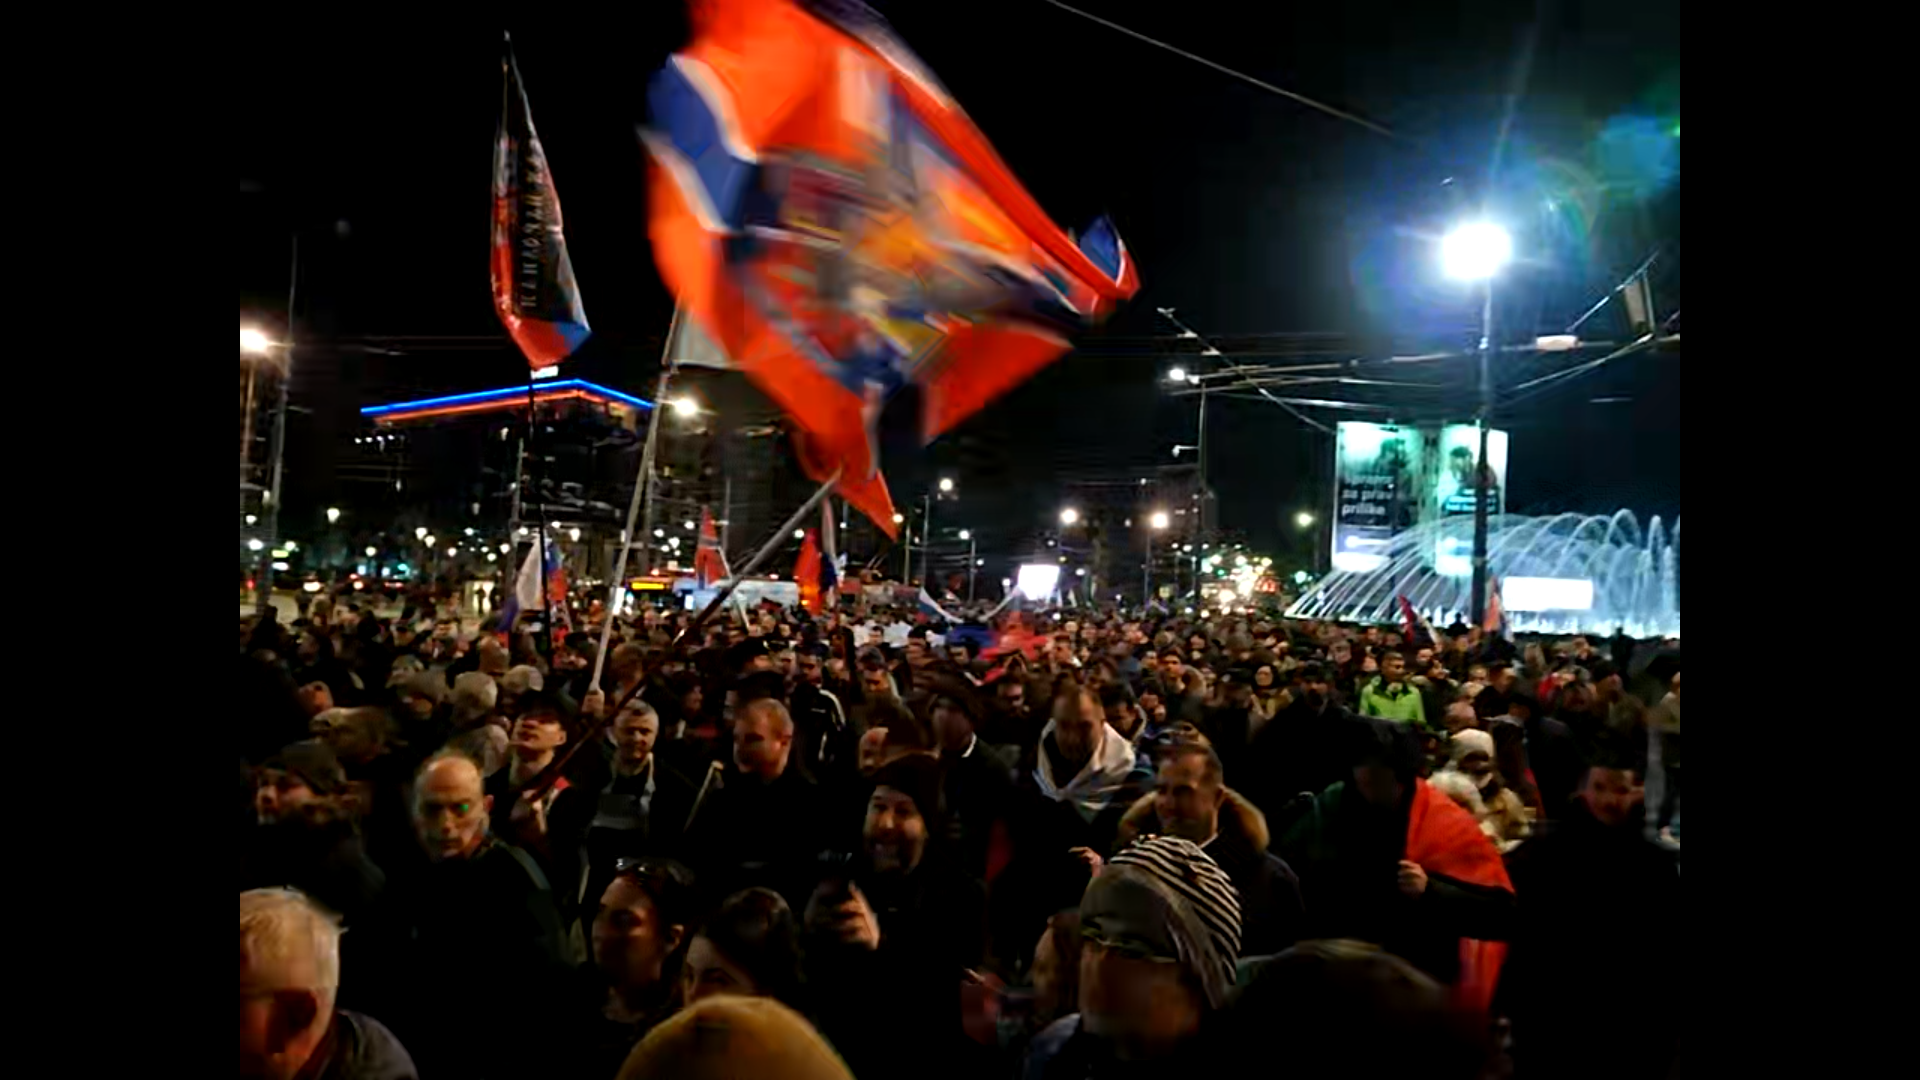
[1357,676,1427,728]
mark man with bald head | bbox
[240,888,417,1079]
[681,697,826,909]
[390,752,570,1078]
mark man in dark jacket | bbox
[564,697,697,931]
[1275,718,1516,989]
[791,642,859,785]
[679,697,828,912]
[1151,740,1304,958]
[1511,689,1583,823]
[928,677,1017,883]
[241,887,419,1080]
[1501,748,1680,1080]
[388,752,571,1079]
[1244,663,1362,830]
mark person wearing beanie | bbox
[615,995,853,1080]
[1023,835,1243,1077]
[803,751,988,1080]
[1275,717,1516,1012]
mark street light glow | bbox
[325,507,341,524]
[794,529,807,539]
[958,529,971,541]
[415,527,428,540]
[240,327,274,355]
[365,546,377,557]
[891,512,905,524]
[1149,511,1170,530]
[1440,221,1513,281]
[247,538,264,551]
[1295,511,1316,528]
[568,527,582,542]
[1060,508,1080,526]
[669,396,700,418]
[423,535,436,548]
[1166,366,1187,384]
[938,477,955,493]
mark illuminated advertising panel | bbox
[1433,424,1508,576]
[1331,422,1427,573]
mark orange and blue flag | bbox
[642,0,1139,534]
[492,34,590,369]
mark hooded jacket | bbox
[1113,790,1304,958]
[1356,676,1428,728]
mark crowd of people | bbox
[239,588,1681,1079]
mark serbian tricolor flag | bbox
[642,0,1138,536]
[1398,595,1438,650]
[694,506,730,588]
[492,33,590,369]
[795,529,824,614]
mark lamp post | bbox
[243,325,293,616]
[1146,511,1169,604]
[1441,220,1513,625]
[958,529,977,600]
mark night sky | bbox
[238,0,1679,566]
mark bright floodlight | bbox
[669,396,700,418]
[414,527,428,540]
[1059,507,1080,526]
[247,538,265,552]
[1166,366,1188,384]
[569,527,582,542]
[1149,511,1170,530]
[1440,221,1513,281]
[958,529,971,541]
[365,546,378,558]
[938,477,955,493]
[326,507,341,524]
[1295,511,1315,528]
[1016,563,1062,601]
[891,512,906,524]
[240,327,274,355]
[423,535,436,549]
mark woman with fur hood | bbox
[1432,729,1531,853]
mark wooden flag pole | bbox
[588,303,682,694]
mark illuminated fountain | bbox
[1287,511,1680,639]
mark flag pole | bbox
[674,469,843,648]
[588,303,682,693]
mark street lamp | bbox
[326,507,341,525]
[247,538,265,552]
[241,324,291,616]
[1295,511,1315,528]
[365,546,377,558]
[1442,218,1514,624]
[415,527,428,541]
[240,327,274,355]
[669,396,700,418]
[891,512,905,524]
[569,527,582,542]
[938,476,955,494]
[424,535,436,549]
[1060,507,1080,526]
[1165,366,1187,384]
[958,529,978,600]
[1145,510,1169,603]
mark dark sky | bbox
[238,0,1679,563]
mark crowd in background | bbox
[240,588,1681,1080]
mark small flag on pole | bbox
[1398,595,1438,650]
[492,34,590,369]
[795,529,824,615]
[819,502,841,595]
[695,507,730,589]
[1485,577,1511,642]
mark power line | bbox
[1037,1,1409,146]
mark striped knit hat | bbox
[1098,836,1244,1008]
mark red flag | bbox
[1404,779,1513,1016]
[491,35,590,369]
[695,506,730,589]
[795,529,823,614]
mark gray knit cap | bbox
[1094,835,1244,1008]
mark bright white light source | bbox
[1075,567,1088,577]
[1149,511,1170,530]
[938,477,955,493]
[499,544,511,554]
[654,529,666,538]
[247,538,264,551]
[1059,508,1080,526]
[326,507,341,524]
[568,528,581,542]
[891,513,905,524]
[670,396,700,418]
[1166,366,1188,384]
[446,547,458,557]
[246,514,258,526]
[487,552,498,563]
[530,364,560,380]
[1441,221,1513,281]
[1295,511,1315,528]
[684,520,696,531]
[415,527,428,540]
[1503,576,1595,612]
[240,327,274,355]
[794,529,807,540]
[423,535,436,549]
[302,581,323,593]
[365,546,377,557]
[1293,570,1310,585]
[958,529,971,541]
[1535,334,1580,352]
[464,527,476,537]
[1016,564,1062,601]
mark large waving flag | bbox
[694,506,731,588]
[492,34,590,369]
[642,0,1139,535]
[916,586,960,624]
[795,529,824,614]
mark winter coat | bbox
[1113,791,1305,958]
[941,737,1019,883]
[1357,676,1428,728]
[569,756,698,920]
[1500,800,1681,1079]
[680,763,830,913]
[1242,700,1365,830]
[302,1010,419,1080]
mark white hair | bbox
[239,888,341,1006]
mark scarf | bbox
[1403,778,1513,1017]
[1032,721,1137,822]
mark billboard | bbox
[1433,424,1508,576]
[1331,422,1428,573]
